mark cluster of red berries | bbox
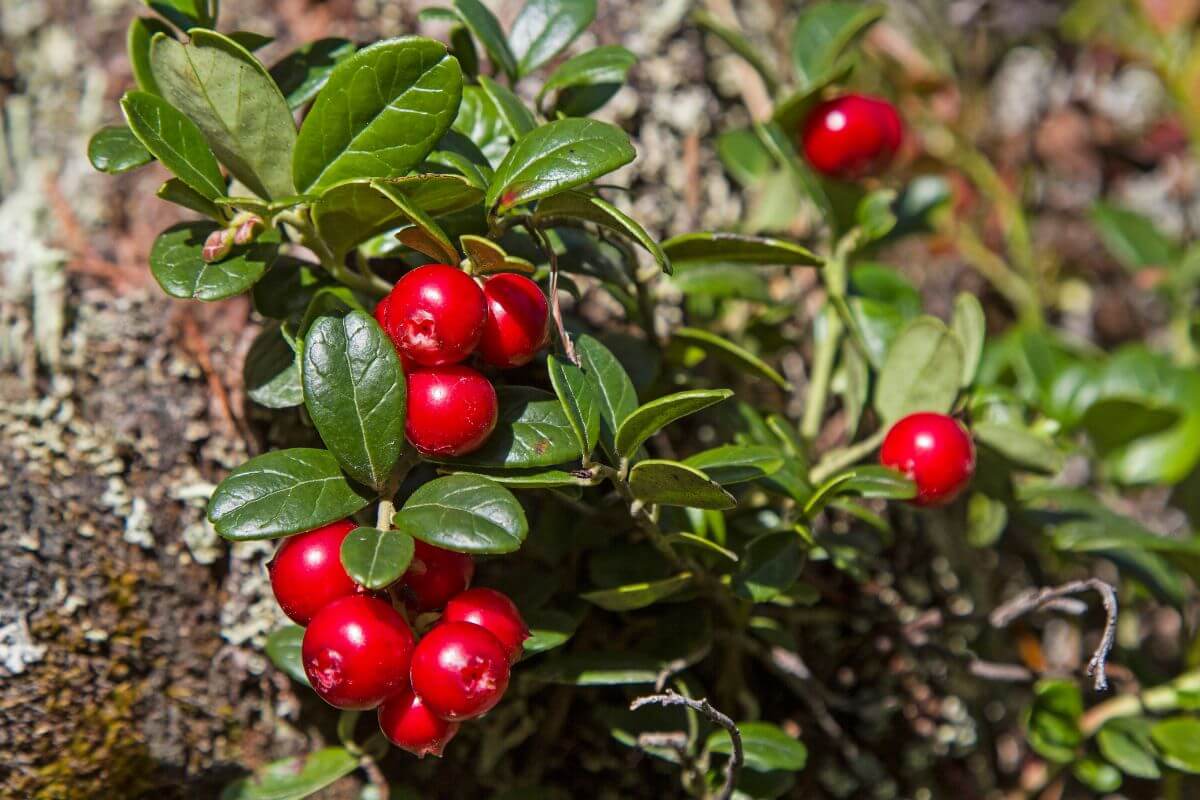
[802,94,904,180]
[375,264,550,457]
[269,522,530,757]
[880,412,976,507]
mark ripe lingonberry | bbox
[880,412,976,507]
[268,520,360,625]
[405,365,498,457]
[478,273,550,368]
[398,540,475,614]
[376,264,487,367]
[410,621,511,721]
[443,588,529,664]
[801,94,903,180]
[302,595,415,710]
[377,688,460,758]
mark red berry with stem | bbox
[880,412,976,507]
[268,520,360,625]
[405,365,498,457]
[398,540,476,614]
[302,595,415,710]
[443,588,530,664]
[409,621,511,721]
[376,264,487,367]
[478,273,550,368]
[801,94,904,180]
[377,688,460,758]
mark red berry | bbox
[405,365,498,457]
[268,520,360,625]
[399,540,476,613]
[377,688,460,758]
[302,595,415,710]
[478,273,549,368]
[409,621,511,721]
[880,412,976,507]
[801,94,904,180]
[443,588,529,664]
[376,264,487,367]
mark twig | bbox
[630,690,743,800]
[530,226,579,365]
[989,579,1118,691]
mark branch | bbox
[989,579,1118,691]
[630,690,742,800]
[530,226,579,366]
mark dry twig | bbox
[630,690,743,800]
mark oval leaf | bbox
[478,75,537,138]
[437,386,580,468]
[974,421,1064,474]
[121,92,226,199]
[340,527,415,589]
[874,316,964,422]
[682,445,783,485]
[88,125,154,175]
[244,324,303,408]
[450,0,518,81]
[615,389,734,458]
[790,1,885,90]
[672,327,790,389]
[548,354,601,459]
[510,0,596,74]
[576,333,638,462]
[533,189,669,274]
[662,232,821,266]
[952,292,985,388]
[707,722,807,772]
[128,17,173,94]
[220,748,358,800]
[150,222,278,301]
[628,460,736,509]
[582,572,693,612]
[393,474,528,553]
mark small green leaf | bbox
[974,421,1063,474]
[537,45,636,106]
[244,324,303,409]
[615,389,734,458]
[1072,759,1121,793]
[533,190,669,274]
[269,38,357,111]
[451,0,518,81]
[966,492,1007,547]
[1092,201,1179,271]
[372,180,458,264]
[510,0,596,75]
[87,125,154,174]
[121,91,226,199]
[682,445,784,485]
[487,118,636,214]
[582,572,693,612]
[548,354,601,459]
[951,292,986,388]
[716,128,772,187]
[1097,718,1161,780]
[264,625,309,685]
[394,474,528,553]
[874,316,964,422]
[453,85,512,166]
[804,465,916,516]
[524,608,584,655]
[436,386,580,468]
[149,222,278,301]
[734,532,804,602]
[208,448,374,540]
[1150,716,1200,773]
[661,232,821,266]
[855,188,897,242]
[1024,680,1083,764]
[128,17,174,94]
[478,75,537,138]
[340,527,415,589]
[576,333,638,461]
[157,178,223,220]
[302,312,407,490]
[790,2,885,91]
[672,327,789,389]
[707,722,807,772]
[220,748,359,800]
[461,235,535,274]
[628,460,736,509]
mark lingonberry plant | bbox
[84,0,1200,796]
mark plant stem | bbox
[278,208,391,296]
[808,427,887,485]
[801,305,842,442]
[630,691,744,800]
[530,226,580,365]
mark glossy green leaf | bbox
[151,29,297,199]
[615,389,734,458]
[672,327,789,389]
[537,45,636,104]
[790,2,885,90]
[1092,201,1179,271]
[661,232,821,267]
[87,125,154,174]
[582,572,693,612]
[478,75,537,138]
[437,387,580,468]
[575,334,639,461]
[1097,718,1161,780]
[683,445,783,485]
[121,91,226,200]
[340,527,415,589]
[973,421,1064,474]
[428,130,495,188]
[157,178,223,220]
[293,37,462,194]
[510,0,596,75]
[302,312,407,490]
[707,722,807,772]
[372,180,458,263]
[448,0,517,81]
[149,222,278,301]
[393,474,529,553]
[128,17,173,94]
[804,465,916,516]
[453,85,511,166]
[1024,680,1083,764]
[628,460,736,509]
[244,324,303,409]
[533,190,669,274]
[208,448,374,540]
[144,0,211,31]
[220,748,358,800]
[264,625,309,685]
[1150,716,1200,773]
[951,292,986,388]
[548,354,601,459]
[487,118,636,213]
[874,316,964,422]
[269,38,357,111]
[734,532,804,602]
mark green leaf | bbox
[1024,680,1083,764]
[1071,759,1121,793]
[527,652,664,685]
[220,748,359,800]
[437,386,580,468]
[582,572,693,611]
[692,10,780,95]
[151,29,297,199]
[951,292,986,388]
[615,389,734,458]
[537,45,636,105]
[429,130,495,188]
[666,532,738,561]
[302,312,407,490]
[672,327,790,389]
[451,0,518,81]
[227,32,275,51]
[683,445,783,485]
[661,232,821,267]
[269,38,357,111]
[855,188,898,242]
[440,466,583,488]
[292,37,462,195]
[371,180,458,264]
[149,222,278,301]
[510,0,596,75]
[734,532,804,602]
[1151,716,1200,773]
[264,625,309,685]
[487,118,636,214]
[478,75,537,138]
[575,334,638,461]
[144,0,212,31]
[548,354,600,459]
[128,17,174,95]
[790,2,885,91]
[1091,201,1179,271]
[1078,396,1181,458]
[708,722,807,772]
[121,91,227,200]
[628,460,736,509]
[973,421,1064,474]
[874,316,964,422]
[340,527,415,589]
[669,263,770,302]
[1097,718,1161,780]
[244,324,303,408]
[453,85,512,166]
[716,128,773,188]
[87,125,154,174]
[252,257,333,319]
[208,448,374,540]
[460,235,535,274]
[157,178,223,220]
[804,465,916,516]
[966,492,1007,547]
[393,474,529,553]
[524,608,583,655]
[534,190,669,274]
